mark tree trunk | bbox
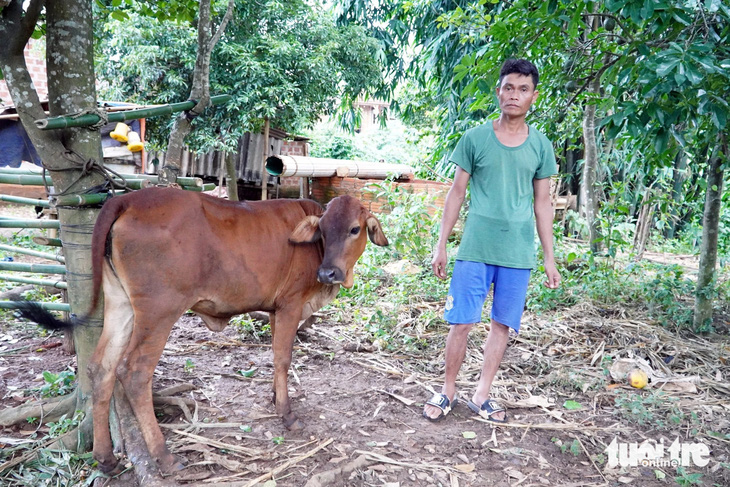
[46,0,108,450]
[161,0,234,184]
[665,148,688,239]
[581,74,602,253]
[0,0,106,451]
[693,140,726,331]
[0,0,105,450]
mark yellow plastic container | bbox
[110,122,130,143]
[126,131,144,152]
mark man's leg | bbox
[471,319,510,421]
[423,323,473,420]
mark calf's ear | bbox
[290,215,322,243]
[366,214,389,246]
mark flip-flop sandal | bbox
[423,393,457,422]
[467,398,508,423]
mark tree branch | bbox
[208,0,235,52]
[17,0,44,50]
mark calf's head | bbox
[290,195,388,288]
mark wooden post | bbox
[261,117,270,201]
[226,151,239,201]
[301,142,310,199]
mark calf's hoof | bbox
[283,413,304,431]
[158,453,185,476]
[96,456,123,476]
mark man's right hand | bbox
[431,248,448,280]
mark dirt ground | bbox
[0,203,728,486]
[1,308,729,487]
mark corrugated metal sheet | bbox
[147,133,283,184]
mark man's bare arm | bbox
[533,177,560,288]
[432,167,470,279]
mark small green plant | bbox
[231,315,271,342]
[20,286,62,303]
[674,466,703,486]
[642,265,695,330]
[551,437,581,457]
[566,439,581,456]
[34,369,76,398]
[47,410,84,438]
[614,392,655,425]
[184,359,195,373]
[272,436,285,445]
[614,391,689,430]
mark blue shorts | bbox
[444,260,531,333]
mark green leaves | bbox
[96,1,383,150]
[563,400,582,410]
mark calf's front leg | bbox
[270,308,304,430]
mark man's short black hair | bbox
[499,59,539,89]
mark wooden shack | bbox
[146,127,309,200]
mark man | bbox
[423,59,560,423]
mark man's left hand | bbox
[544,262,561,289]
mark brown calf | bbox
[22,187,388,474]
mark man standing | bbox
[423,59,560,423]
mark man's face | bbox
[496,73,538,117]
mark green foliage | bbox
[309,126,365,160]
[614,391,691,431]
[27,369,76,399]
[95,0,384,151]
[47,411,84,438]
[527,244,721,333]
[0,446,98,486]
[674,467,704,486]
[551,437,581,457]
[183,359,195,373]
[327,184,449,350]
[641,265,695,330]
[307,119,435,172]
[366,183,441,267]
[231,315,271,342]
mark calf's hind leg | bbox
[115,310,183,474]
[89,266,136,473]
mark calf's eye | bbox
[350,226,361,236]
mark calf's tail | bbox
[18,194,131,331]
[16,302,73,330]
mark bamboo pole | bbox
[0,174,52,186]
[0,275,67,289]
[0,244,65,263]
[0,219,60,229]
[51,193,111,207]
[265,155,415,180]
[0,301,70,311]
[0,262,66,274]
[36,94,232,130]
[0,166,44,174]
[181,183,216,192]
[0,195,50,208]
[0,172,203,188]
[32,236,63,248]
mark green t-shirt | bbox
[451,122,557,269]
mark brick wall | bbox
[311,177,449,215]
[276,140,308,197]
[0,40,47,105]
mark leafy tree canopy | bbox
[95,0,383,152]
[337,0,730,175]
